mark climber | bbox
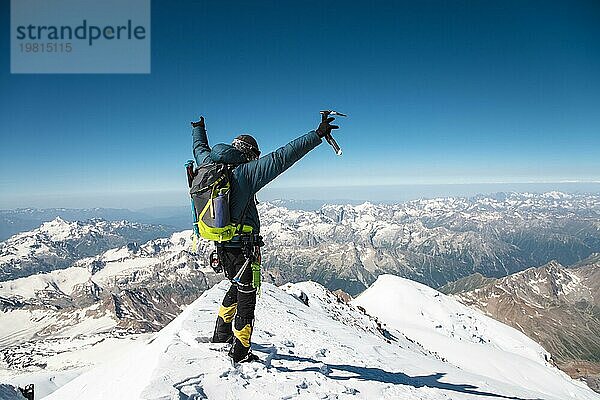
[190,112,340,363]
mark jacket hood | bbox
[209,143,248,165]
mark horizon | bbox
[1,182,599,211]
[1,1,599,210]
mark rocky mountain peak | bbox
[453,258,600,391]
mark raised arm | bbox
[238,131,322,194]
[191,116,211,165]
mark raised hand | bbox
[315,111,339,138]
[191,116,205,128]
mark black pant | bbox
[212,246,257,362]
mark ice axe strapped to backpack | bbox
[185,160,201,243]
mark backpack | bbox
[189,162,238,242]
[185,149,253,244]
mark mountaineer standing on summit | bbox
[190,112,341,363]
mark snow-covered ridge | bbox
[0,230,220,357]
[0,217,173,282]
[355,276,551,380]
[42,278,597,400]
[0,230,196,301]
[450,257,600,391]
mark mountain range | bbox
[0,217,176,281]
[260,191,600,293]
[0,191,599,397]
[442,254,600,392]
[3,192,598,294]
[0,230,219,348]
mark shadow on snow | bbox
[253,343,542,400]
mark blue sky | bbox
[1,0,599,209]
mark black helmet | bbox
[232,134,260,160]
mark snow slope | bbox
[0,266,90,299]
[1,334,151,399]
[353,274,596,399]
[42,279,598,400]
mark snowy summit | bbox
[42,276,597,400]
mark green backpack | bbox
[185,160,252,244]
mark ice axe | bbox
[320,110,346,156]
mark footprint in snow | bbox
[314,348,328,358]
[172,374,207,400]
[318,363,331,375]
[296,381,308,390]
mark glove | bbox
[191,116,205,128]
[315,113,339,138]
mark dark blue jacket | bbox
[192,126,322,233]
